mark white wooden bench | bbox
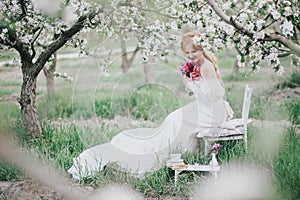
[197,84,253,155]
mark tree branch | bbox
[0,26,32,62]
[207,0,300,56]
[126,2,179,19]
[128,45,139,66]
[18,0,28,20]
[31,26,44,60]
[278,52,291,58]
[33,11,98,78]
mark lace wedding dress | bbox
[68,78,233,179]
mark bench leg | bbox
[174,170,181,185]
[204,139,208,155]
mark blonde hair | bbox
[181,31,220,79]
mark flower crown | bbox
[192,35,202,47]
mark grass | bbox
[0,49,299,199]
[29,124,86,171]
[276,70,300,89]
[0,160,22,181]
[274,126,300,200]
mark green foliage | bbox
[226,85,288,121]
[29,124,86,171]
[273,99,300,199]
[0,89,15,97]
[37,94,74,120]
[133,168,176,197]
[285,98,300,125]
[277,70,300,89]
[0,103,28,142]
[274,127,300,200]
[0,159,22,181]
[37,92,96,120]
[128,84,180,122]
[0,79,22,87]
[216,140,245,161]
[95,98,126,119]
[0,104,21,129]
[95,84,180,122]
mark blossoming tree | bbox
[0,0,103,138]
[175,0,299,74]
[0,0,178,139]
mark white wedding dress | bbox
[68,78,233,179]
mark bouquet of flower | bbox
[177,61,201,80]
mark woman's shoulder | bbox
[200,59,216,79]
[201,59,214,70]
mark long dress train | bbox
[68,78,233,179]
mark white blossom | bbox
[255,19,265,31]
[280,21,294,37]
[254,31,265,40]
[239,13,248,22]
[170,21,178,31]
[254,65,260,73]
[103,70,110,77]
[32,0,61,16]
[206,25,216,34]
[269,7,281,20]
[222,2,231,10]
[266,52,279,65]
[196,21,203,28]
[283,6,293,17]
[213,38,223,49]
[276,66,284,76]
[192,36,201,46]
[12,58,22,66]
[245,23,255,32]
[223,25,235,35]
[62,7,77,27]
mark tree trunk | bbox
[121,59,130,73]
[143,56,154,83]
[43,53,57,97]
[18,64,42,139]
[120,36,139,74]
[233,58,239,76]
[120,38,130,73]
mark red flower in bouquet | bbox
[178,61,201,80]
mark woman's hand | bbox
[184,75,193,83]
[183,75,193,92]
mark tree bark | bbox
[18,63,42,139]
[43,53,57,97]
[120,36,139,73]
[143,56,154,83]
[233,58,239,76]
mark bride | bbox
[68,31,234,179]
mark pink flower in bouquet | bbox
[211,143,222,154]
[177,61,201,80]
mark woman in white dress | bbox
[68,31,234,179]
